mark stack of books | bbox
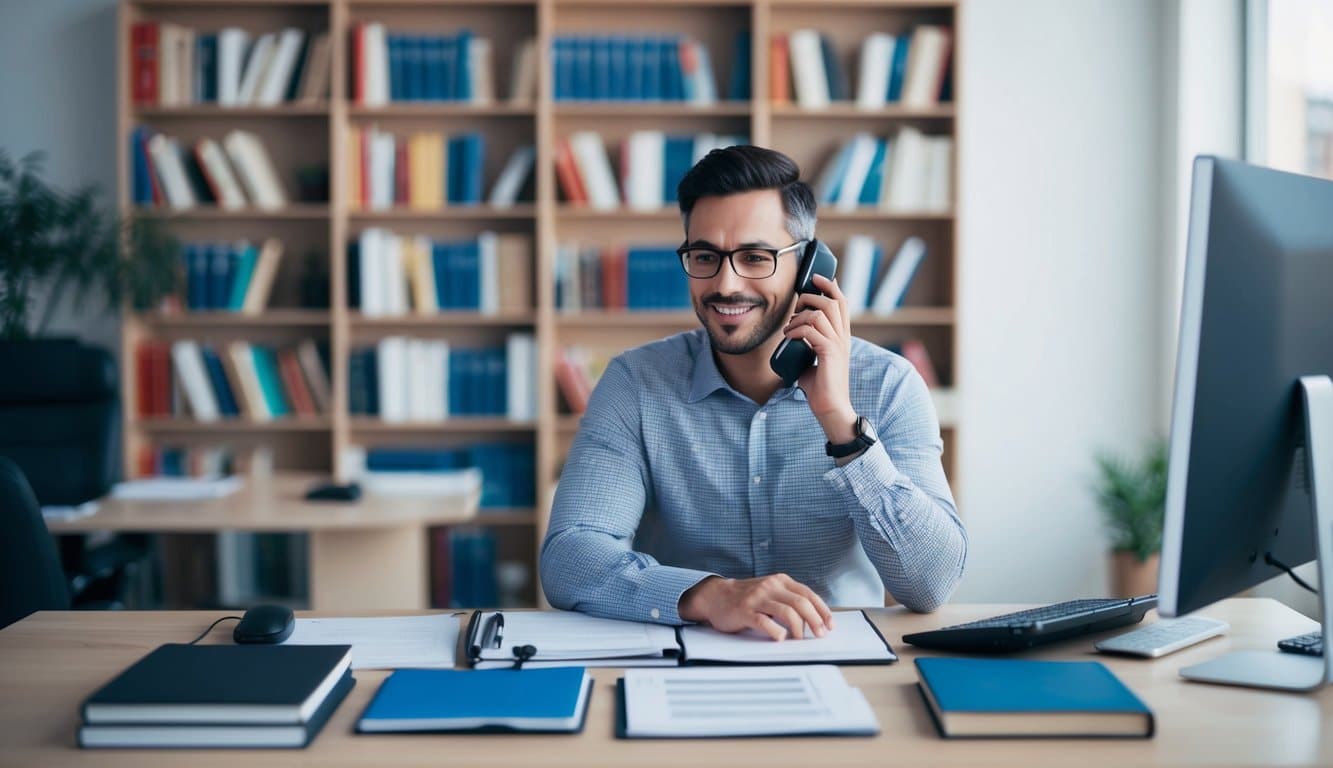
[131,127,289,210]
[771,25,951,109]
[554,131,746,210]
[812,129,952,213]
[348,230,533,317]
[180,238,283,314]
[553,243,691,312]
[350,25,527,105]
[79,644,354,749]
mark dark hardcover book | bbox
[185,243,208,310]
[196,34,218,103]
[388,34,405,101]
[207,243,230,310]
[346,240,361,309]
[818,34,847,101]
[728,30,751,100]
[200,346,240,417]
[366,448,464,472]
[454,29,473,102]
[82,644,352,726]
[80,672,353,749]
[886,33,911,102]
[183,151,216,206]
[915,658,1154,739]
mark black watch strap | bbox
[825,416,877,458]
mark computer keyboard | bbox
[902,594,1159,653]
[1277,631,1323,656]
[1094,616,1229,658]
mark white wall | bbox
[954,0,1167,601]
[0,0,120,350]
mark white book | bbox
[469,37,494,104]
[222,130,287,209]
[507,38,537,104]
[834,133,879,211]
[284,615,460,670]
[146,135,197,210]
[622,666,879,738]
[838,234,878,316]
[487,145,535,207]
[623,131,665,211]
[157,23,181,107]
[506,333,535,421]
[169,340,219,422]
[787,29,830,109]
[869,235,926,315]
[111,476,243,501]
[193,138,247,210]
[478,231,499,315]
[370,129,395,210]
[177,27,196,106]
[556,242,580,313]
[687,40,717,105]
[855,33,895,110]
[296,32,332,102]
[470,610,681,670]
[382,233,409,316]
[924,136,953,212]
[360,467,481,498]
[236,33,277,105]
[240,238,283,314]
[407,339,432,421]
[883,126,928,211]
[359,228,385,317]
[679,610,897,665]
[256,28,305,106]
[431,340,449,420]
[902,25,950,107]
[568,131,620,209]
[364,23,389,107]
[377,336,409,422]
[216,28,250,107]
[226,341,271,421]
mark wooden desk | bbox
[1,599,1329,766]
[44,474,479,611]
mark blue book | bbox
[423,36,445,100]
[358,667,592,734]
[185,243,208,310]
[626,37,645,99]
[250,346,291,418]
[728,30,751,100]
[663,38,684,101]
[131,127,154,206]
[573,36,593,100]
[196,34,218,102]
[404,35,425,101]
[367,448,463,472]
[858,139,888,206]
[228,243,258,311]
[886,33,911,102]
[199,346,239,417]
[440,36,458,101]
[592,37,612,99]
[553,37,571,101]
[388,34,406,101]
[914,658,1154,738]
[207,243,231,310]
[449,134,485,205]
[609,37,629,99]
[662,136,694,202]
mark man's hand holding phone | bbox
[679,573,836,641]
[784,273,859,445]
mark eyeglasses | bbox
[677,240,808,280]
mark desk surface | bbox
[44,473,479,533]
[1,599,1328,767]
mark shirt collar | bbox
[687,334,807,404]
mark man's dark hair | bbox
[676,145,816,240]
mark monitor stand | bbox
[1180,375,1333,692]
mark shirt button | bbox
[650,608,660,620]
[758,411,768,420]
[758,540,770,549]
[753,475,762,484]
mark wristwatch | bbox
[825,416,878,458]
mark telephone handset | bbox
[769,239,838,387]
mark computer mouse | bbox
[304,481,362,502]
[233,604,295,644]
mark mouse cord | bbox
[189,615,244,645]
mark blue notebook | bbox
[357,668,592,734]
[914,658,1154,739]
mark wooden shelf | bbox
[137,310,331,327]
[471,510,538,526]
[349,418,538,433]
[554,102,751,118]
[556,207,678,220]
[557,311,696,327]
[135,104,330,118]
[557,416,583,432]
[851,307,955,326]
[770,103,955,120]
[351,312,537,328]
[132,205,330,220]
[138,418,332,432]
[349,103,535,118]
[348,205,537,221]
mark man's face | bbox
[684,189,801,356]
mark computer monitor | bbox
[1158,156,1333,691]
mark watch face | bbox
[857,417,878,443]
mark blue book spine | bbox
[228,243,259,311]
[423,36,444,100]
[728,30,751,100]
[388,34,405,101]
[196,34,218,103]
[440,36,457,101]
[185,244,207,310]
[643,38,662,100]
[573,37,592,100]
[208,243,231,310]
[455,30,473,102]
[252,346,291,417]
[553,37,569,101]
[447,347,462,414]
[609,37,628,100]
[459,134,484,205]
[859,139,888,206]
[626,37,644,100]
[131,127,153,205]
[664,38,684,101]
[365,348,379,416]
[663,136,694,202]
[446,137,461,203]
[489,347,506,416]
[457,238,480,310]
[431,242,449,309]
[200,346,239,417]
[592,37,611,100]
[887,34,911,102]
[406,35,426,101]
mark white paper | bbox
[284,614,459,670]
[679,610,896,664]
[623,665,880,737]
[41,500,100,521]
[473,610,679,668]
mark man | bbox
[541,145,966,641]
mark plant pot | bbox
[1110,551,1160,598]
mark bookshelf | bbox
[119,0,960,610]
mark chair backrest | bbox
[0,456,71,629]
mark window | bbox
[1247,0,1333,179]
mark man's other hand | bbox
[678,574,835,641]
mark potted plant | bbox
[0,150,178,341]
[1094,439,1168,598]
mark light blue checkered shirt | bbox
[540,329,966,624]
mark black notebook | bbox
[79,672,355,749]
[82,644,353,726]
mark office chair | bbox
[0,457,70,630]
[0,340,150,608]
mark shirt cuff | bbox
[644,566,718,625]
[823,442,904,507]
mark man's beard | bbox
[695,292,792,356]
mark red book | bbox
[136,129,163,206]
[769,35,790,105]
[900,339,941,388]
[554,349,591,414]
[137,445,156,479]
[601,247,626,309]
[276,349,317,417]
[152,342,173,417]
[131,22,159,106]
[135,343,153,417]
[394,141,409,206]
[554,139,588,206]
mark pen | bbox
[481,612,505,649]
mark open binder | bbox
[464,609,896,669]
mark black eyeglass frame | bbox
[676,239,809,280]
